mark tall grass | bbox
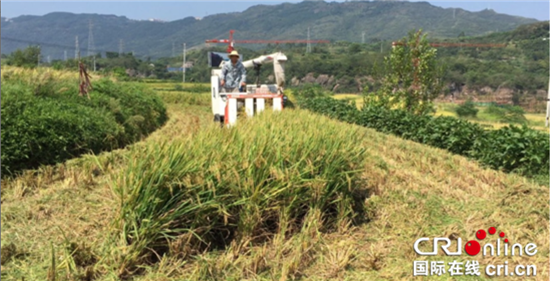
[107,110,368,276]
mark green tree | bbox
[456,99,478,117]
[348,43,362,53]
[365,30,443,115]
[8,46,41,68]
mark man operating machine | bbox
[211,51,287,125]
[220,50,247,93]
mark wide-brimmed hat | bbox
[229,50,240,58]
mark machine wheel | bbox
[214,114,225,127]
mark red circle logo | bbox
[465,240,481,256]
[476,229,486,240]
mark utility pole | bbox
[362,32,365,44]
[87,20,95,57]
[75,36,79,59]
[119,39,124,55]
[307,27,311,53]
[64,50,67,61]
[88,19,96,71]
[182,43,186,83]
[37,45,41,66]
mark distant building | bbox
[166,62,193,72]
[148,18,165,22]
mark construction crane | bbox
[206,30,330,53]
[392,41,506,48]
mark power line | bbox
[2,36,119,58]
[183,43,186,83]
[2,36,201,59]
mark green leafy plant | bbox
[484,104,528,124]
[1,68,167,176]
[456,99,479,118]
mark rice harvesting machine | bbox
[210,52,288,126]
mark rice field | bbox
[1,82,548,281]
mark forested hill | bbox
[1,0,538,59]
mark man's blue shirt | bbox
[221,61,246,88]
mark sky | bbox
[1,1,549,22]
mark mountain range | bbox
[1,1,540,59]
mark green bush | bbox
[298,94,548,178]
[484,104,528,124]
[291,84,331,101]
[1,75,167,176]
[456,99,479,118]
[471,125,549,176]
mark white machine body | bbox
[211,52,287,117]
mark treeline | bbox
[3,22,547,95]
[179,22,549,94]
[0,47,182,80]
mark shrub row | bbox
[298,94,548,177]
[1,71,167,176]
